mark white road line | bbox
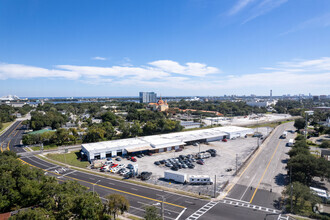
[131,187,138,191]
[62,170,76,177]
[136,201,181,214]
[185,201,219,220]
[45,166,60,170]
[240,173,257,200]
[175,208,186,220]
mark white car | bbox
[118,164,125,168]
[110,167,119,173]
[121,169,130,175]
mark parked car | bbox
[154,161,161,165]
[188,164,195,169]
[116,157,122,161]
[126,156,131,160]
[226,168,232,172]
[175,148,182,152]
[140,172,152,180]
[137,155,142,158]
[171,166,178,171]
[159,160,165,164]
[131,157,137,162]
[222,139,227,142]
[165,163,173,167]
[197,160,204,165]
[147,152,153,156]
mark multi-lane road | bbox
[1,120,295,220]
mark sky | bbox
[1,0,330,97]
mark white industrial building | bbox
[81,126,253,161]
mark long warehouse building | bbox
[81,126,253,161]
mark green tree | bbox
[130,121,143,137]
[282,182,320,214]
[83,127,106,143]
[144,205,162,220]
[104,194,130,220]
[294,118,306,130]
[10,207,55,220]
[320,140,330,149]
[287,153,318,185]
[101,111,117,126]
[143,121,157,135]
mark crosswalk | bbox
[220,198,280,214]
[185,198,287,220]
[186,201,218,220]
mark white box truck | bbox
[164,171,187,183]
[188,175,213,185]
[164,171,213,185]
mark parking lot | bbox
[92,127,272,196]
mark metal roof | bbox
[82,126,253,153]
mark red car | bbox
[197,160,204,165]
[131,157,137,162]
[222,139,227,142]
[111,164,118,168]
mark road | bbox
[2,121,292,220]
[225,122,295,210]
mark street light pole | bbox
[93,180,101,195]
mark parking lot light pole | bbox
[93,180,101,195]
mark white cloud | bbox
[243,0,288,24]
[1,57,329,95]
[149,60,220,77]
[0,63,79,80]
[280,13,330,36]
[228,0,255,16]
[0,60,219,82]
[91,56,107,61]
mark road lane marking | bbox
[249,141,281,203]
[137,201,181,214]
[19,158,186,209]
[175,208,187,220]
[240,173,257,201]
[185,201,218,220]
[224,136,266,196]
[3,122,22,152]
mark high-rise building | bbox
[270,90,272,99]
[139,92,157,103]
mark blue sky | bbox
[1,0,330,97]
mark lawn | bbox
[0,122,14,134]
[46,150,90,168]
[31,144,58,151]
[248,120,294,129]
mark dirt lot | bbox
[110,127,273,196]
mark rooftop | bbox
[82,126,253,153]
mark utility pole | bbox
[290,166,293,213]
[214,175,217,198]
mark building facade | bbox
[81,126,254,161]
[148,97,169,112]
[139,92,157,103]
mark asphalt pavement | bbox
[3,121,292,220]
[225,122,295,210]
